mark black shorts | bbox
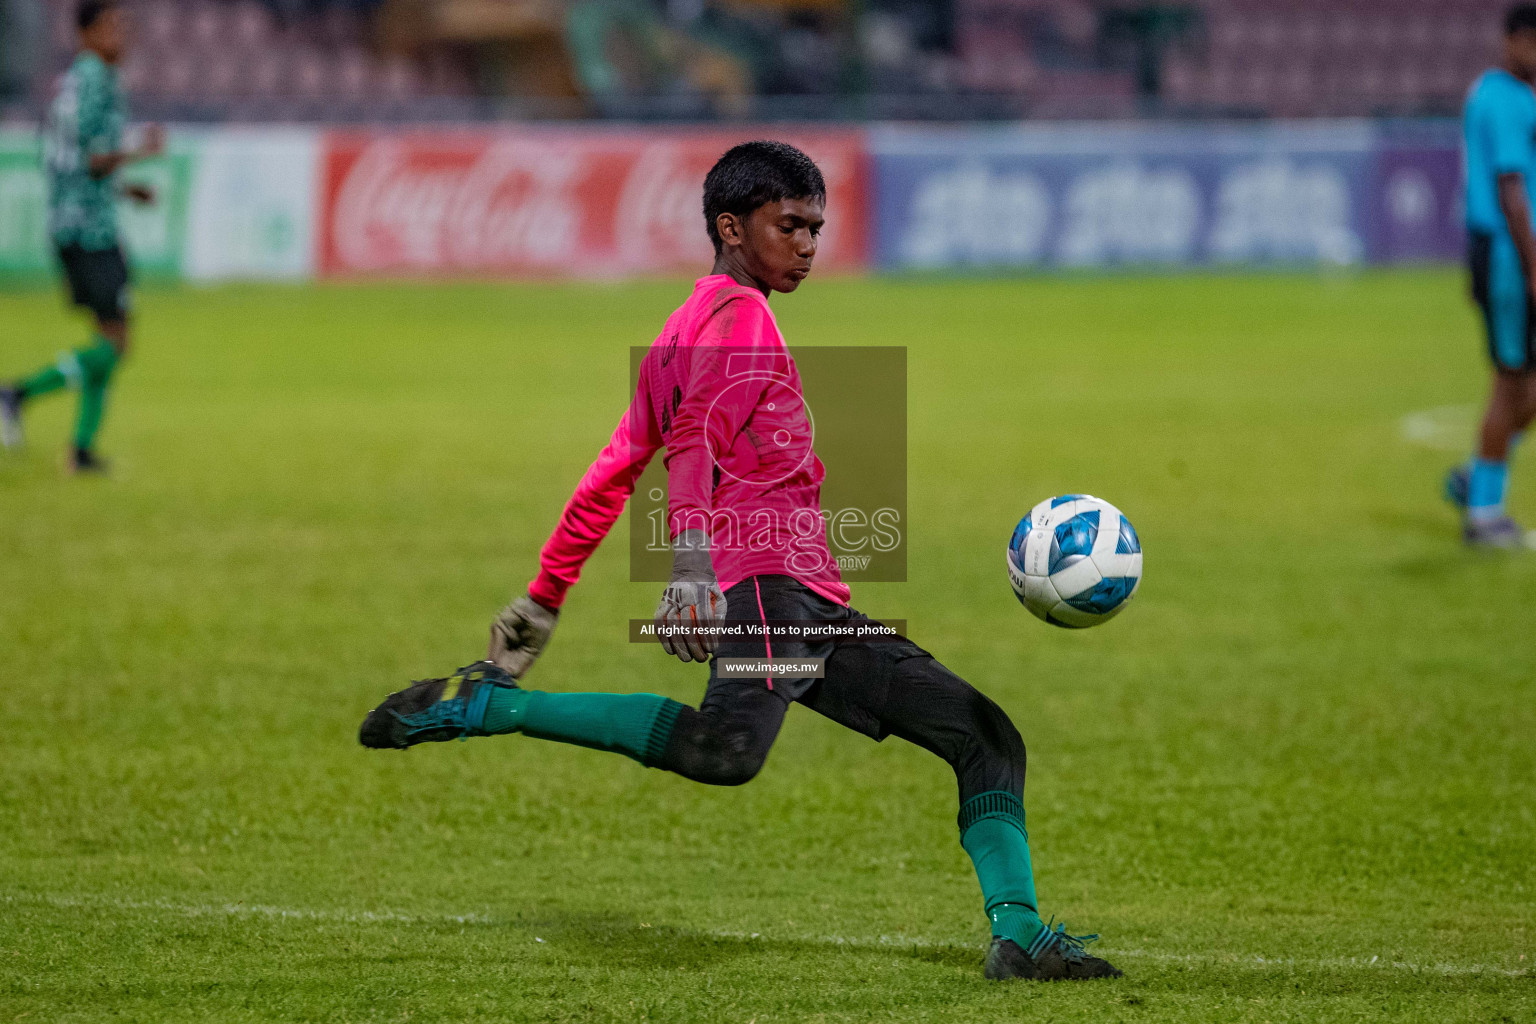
[57,243,130,324]
[707,574,940,738]
[677,574,1026,801]
[1467,229,1536,373]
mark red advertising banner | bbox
[318,129,868,277]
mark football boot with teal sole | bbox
[359,660,516,749]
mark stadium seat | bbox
[23,0,1509,120]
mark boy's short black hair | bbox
[703,141,826,254]
[78,0,118,30]
[1507,3,1536,35]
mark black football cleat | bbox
[68,447,110,475]
[359,660,517,749]
[1,386,23,450]
[1463,515,1532,550]
[984,921,1123,981]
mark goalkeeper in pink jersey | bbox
[360,141,1120,983]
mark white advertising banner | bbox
[184,128,320,282]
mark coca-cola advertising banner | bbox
[318,129,870,278]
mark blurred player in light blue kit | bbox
[1449,4,1536,547]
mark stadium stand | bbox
[956,0,1502,118]
[1158,0,1505,117]
[17,0,480,121]
[2,0,1502,122]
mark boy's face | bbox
[1509,28,1536,79]
[721,197,824,293]
[82,7,127,64]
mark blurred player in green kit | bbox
[0,0,162,473]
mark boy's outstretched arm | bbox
[487,391,661,676]
[488,296,778,675]
[651,298,781,663]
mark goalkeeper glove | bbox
[487,594,559,677]
[654,529,726,663]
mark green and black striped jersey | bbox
[42,50,126,251]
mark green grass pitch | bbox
[1,270,1532,1023]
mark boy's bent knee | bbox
[953,690,1027,799]
[657,705,773,786]
[692,746,765,786]
[883,657,1027,794]
[971,692,1025,765]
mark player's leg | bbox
[1,245,128,466]
[802,636,1120,980]
[1516,371,1536,435]
[1,246,81,448]
[1465,373,1531,545]
[67,314,126,473]
[0,337,121,461]
[1473,369,1523,464]
[472,665,788,786]
[360,577,797,785]
[803,646,1039,945]
[1461,233,1533,546]
[360,663,789,782]
[360,659,685,762]
[1479,369,1536,534]
[1446,419,1523,510]
[652,680,787,785]
[1448,232,1491,508]
[68,247,132,473]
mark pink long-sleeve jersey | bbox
[527,274,849,610]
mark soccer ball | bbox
[1006,495,1142,628]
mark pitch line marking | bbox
[0,891,493,926]
[1399,404,1477,452]
[3,891,1526,979]
[708,931,1527,978]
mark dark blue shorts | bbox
[1469,229,1536,373]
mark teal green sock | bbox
[480,688,683,766]
[15,335,114,401]
[16,360,67,399]
[960,791,1045,948]
[71,338,119,452]
[75,376,108,451]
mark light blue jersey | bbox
[1464,69,1536,237]
[1464,69,1536,371]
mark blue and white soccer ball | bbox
[1006,495,1142,629]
